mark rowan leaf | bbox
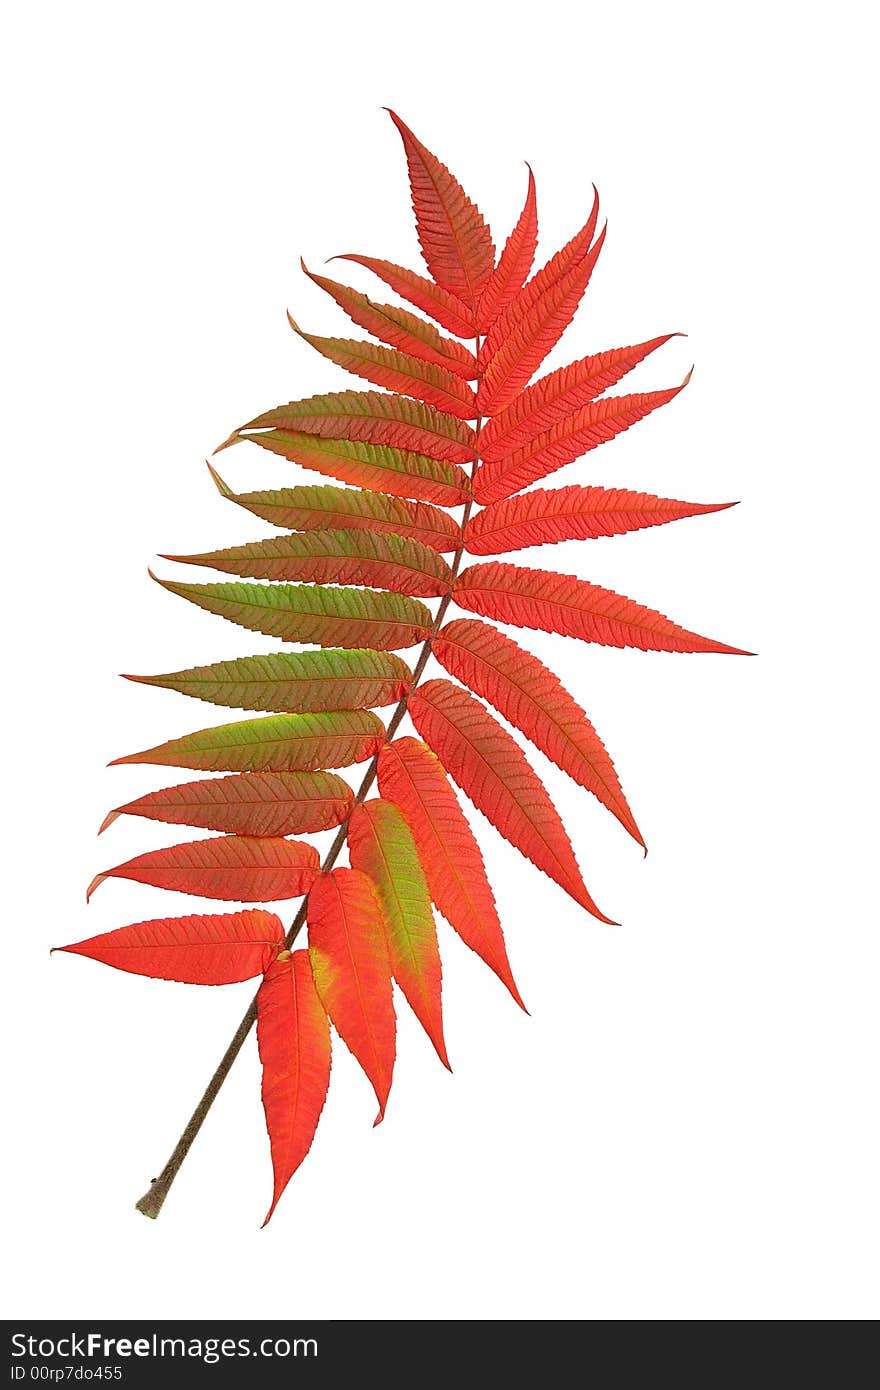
[207,471,459,553]
[465,486,734,554]
[474,379,689,504]
[111,709,384,773]
[257,951,331,1224]
[87,836,321,903]
[348,799,449,1067]
[290,321,478,420]
[455,562,745,654]
[434,618,642,846]
[123,649,412,713]
[480,335,677,458]
[476,166,538,334]
[408,679,613,922]
[152,574,433,650]
[75,116,745,1218]
[307,867,396,1123]
[229,389,476,465]
[387,109,494,306]
[100,769,354,838]
[377,738,524,1008]
[301,262,477,377]
[54,909,285,984]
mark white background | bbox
[2,0,877,1322]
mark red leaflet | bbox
[55,909,284,984]
[307,868,396,1123]
[408,679,613,922]
[476,188,597,365]
[377,738,524,1009]
[476,167,538,334]
[257,951,331,1224]
[208,469,460,553]
[474,379,688,504]
[434,619,642,847]
[480,336,677,458]
[479,190,599,374]
[348,799,449,1068]
[100,769,354,838]
[87,836,321,903]
[477,225,606,416]
[455,562,747,654]
[386,110,494,308]
[301,262,477,377]
[465,486,735,554]
[289,321,478,419]
[336,255,476,338]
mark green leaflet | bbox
[162,527,453,597]
[347,798,448,1067]
[236,389,476,463]
[123,649,412,713]
[207,471,459,552]
[232,430,469,506]
[152,575,433,650]
[110,709,385,772]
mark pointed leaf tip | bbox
[214,429,242,455]
[206,461,234,498]
[86,872,106,902]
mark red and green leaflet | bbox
[62,113,743,1223]
[163,527,453,597]
[348,799,449,1068]
[100,769,354,837]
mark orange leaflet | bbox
[474,378,687,503]
[480,335,676,458]
[408,679,613,923]
[87,835,320,903]
[476,166,538,334]
[257,951,331,1224]
[55,909,285,984]
[290,322,478,420]
[300,262,477,378]
[386,110,494,308]
[465,486,734,554]
[377,738,524,1008]
[434,618,643,847]
[307,868,396,1123]
[454,562,747,654]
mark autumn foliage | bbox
[58,113,743,1222]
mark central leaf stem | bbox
[135,339,484,1219]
